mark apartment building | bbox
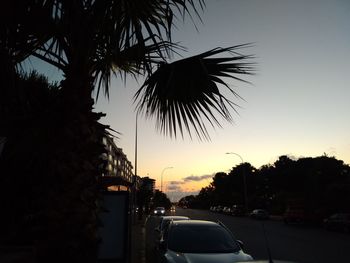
[101,136,141,191]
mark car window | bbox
[167,225,240,253]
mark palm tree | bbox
[3,0,254,136]
[1,0,254,261]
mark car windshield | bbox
[167,225,240,253]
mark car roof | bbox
[155,207,165,209]
[236,261,298,263]
[161,216,189,220]
[331,213,350,217]
[171,220,218,226]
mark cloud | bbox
[165,174,213,195]
[169,181,185,185]
[167,185,183,192]
[183,174,213,182]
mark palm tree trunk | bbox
[35,66,106,262]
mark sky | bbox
[30,0,350,201]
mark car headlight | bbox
[161,211,165,213]
[154,211,157,214]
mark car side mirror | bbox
[236,240,244,249]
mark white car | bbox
[156,216,190,243]
[153,207,166,216]
[158,216,190,234]
[158,220,253,263]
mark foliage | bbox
[152,190,172,210]
[181,155,350,215]
[134,45,254,139]
[137,177,155,214]
[0,71,60,244]
[1,0,254,140]
[0,71,107,262]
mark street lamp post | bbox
[132,112,139,224]
[134,112,138,187]
[226,152,248,214]
[129,112,139,261]
[161,166,173,193]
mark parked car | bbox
[283,199,325,225]
[236,261,298,263]
[283,206,324,225]
[155,216,190,243]
[211,206,219,212]
[153,207,166,216]
[222,206,232,214]
[231,205,245,216]
[323,213,350,232]
[158,220,253,263]
[250,209,269,220]
[215,205,224,213]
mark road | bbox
[145,207,350,263]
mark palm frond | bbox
[134,44,255,140]
[0,0,56,65]
[93,40,185,100]
[3,0,207,100]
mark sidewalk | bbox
[0,216,148,263]
[0,246,35,263]
[130,216,147,263]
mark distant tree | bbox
[258,164,284,213]
[178,195,197,208]
[295,156,350,213]
[190,155,350,215]
[152,190,171,210]
[211,172,230,204]
[137,177,155,216]
[196,186,215,209]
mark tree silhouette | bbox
[190,155,350,215]
[0,72,60,246]
[152,190,171,210]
